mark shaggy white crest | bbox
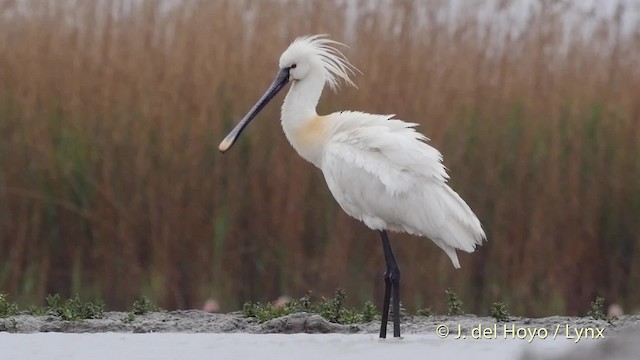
[280,34,359,91]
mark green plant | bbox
[242,288,379,324]
[0,293,18,318]
[242,301,294,323]
[490,301,510,322]
[587,296,615,323]
[46,293,105,321]
[320,288,347,323]
[26,305,47,316]
[121,312,136,324]
[131,296,162,315]
[446,289,464,316]
[359,301,379,323]
[416,308,434,317]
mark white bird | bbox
[219,35,486,338]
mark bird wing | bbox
[324,111,448,195]
[321,112,485,268]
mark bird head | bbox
[218,34,358,153]
[279,35,358,90]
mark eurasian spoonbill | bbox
[219,35,486,338]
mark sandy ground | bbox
[0,333,615,360]
[1,312,639,359]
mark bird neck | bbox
[280,73,329,167]
[281,73,325,126]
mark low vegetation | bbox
[242,289,380,324]
[490,301,511,322]
[0,291,623,329]
[45,294,105,321]
[0,293,19,318]
[121,295,164,323]
[587,296,616,324]
[446,289,464,316]
[131,296,162,315]
[0,293,165,323]
[243,289,379,324]
[416,308,434,317]
[242,288,482,322]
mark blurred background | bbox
[0,0,639,316]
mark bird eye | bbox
[290,64,297,69]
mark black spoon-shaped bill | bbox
[218,68,290,153]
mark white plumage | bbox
[318,112,484,269]
[275,36,486,268]
[219,34,486,338]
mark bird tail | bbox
[432,186,486,269]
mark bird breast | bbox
[282,114,331,167]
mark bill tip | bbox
[218,139,232,153]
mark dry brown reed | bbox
[0,0,639,315]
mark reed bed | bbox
[0,0,639,315]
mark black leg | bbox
[379,260,391,338]
[379,230,401,338]
[392,270,401,338]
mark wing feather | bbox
[321,112,485,268]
